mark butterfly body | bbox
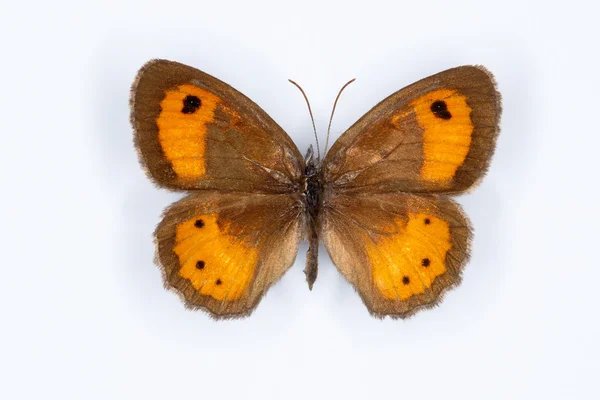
[301,145,324,289]
[131,60,500,319]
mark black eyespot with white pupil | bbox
[182,95,201,114]
[430,100,452,120]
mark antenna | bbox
[324,78,356,156]
[288,79,320,160]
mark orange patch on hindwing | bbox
[410,89,474,182]
[368,213,451,300]
[156,85,220,180]
[173,213,258,301]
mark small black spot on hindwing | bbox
[215,279,222,285]
[424,218,431,225]
[430,100,452,119]
[196,260,205,269]
[421,258,431,267]
[182,95,201,114]
[402,276,410,285]
[194,219,205,228]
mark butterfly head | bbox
[304,144,318,166]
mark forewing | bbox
[321,193,471,318]
[156,191,302,319]
[131,59,304,192]
[323,66,500,194]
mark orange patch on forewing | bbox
[368,213,451,300]
[156,84,220,180]
[173,213,258,301]
[410,89,474,182]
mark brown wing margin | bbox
[320,193,472,318]
[130,59,304,192]
[155,191,302,319]
[323,66,501,194]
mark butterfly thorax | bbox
[304,160,323,220]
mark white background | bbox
[1,0,599,399]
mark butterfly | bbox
[130,60,501,319]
